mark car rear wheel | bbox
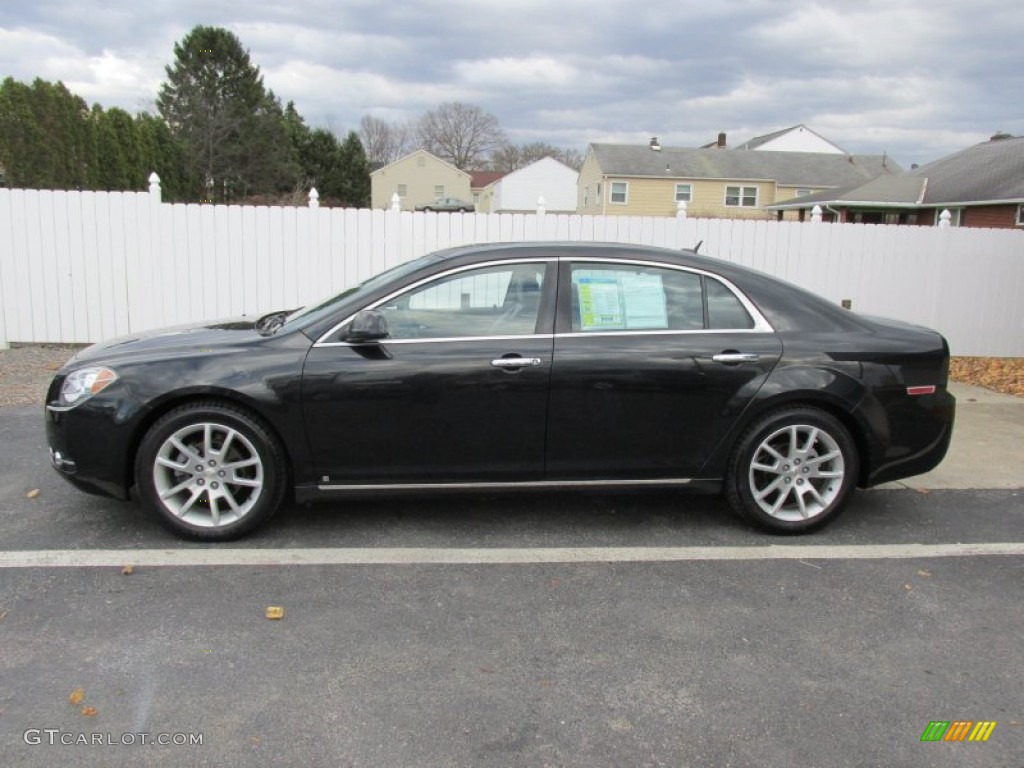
[136,402,288,540]
[726,407,858,534]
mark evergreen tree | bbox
[156,25,297,201]
[336,131,370,207]
[92,105,131,190]
[135,112,187,200]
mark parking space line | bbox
[1,542,1023,568]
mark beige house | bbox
[370,150,472,211]
[578,141,898,220]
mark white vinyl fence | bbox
[1,181,1023,356]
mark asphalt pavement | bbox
[0,383,1021,767]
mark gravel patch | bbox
[0,344,85,407]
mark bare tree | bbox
[359,115,413,166]
[416,102,507,170]
[491,141,584,172]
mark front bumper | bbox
[46,402,136,501]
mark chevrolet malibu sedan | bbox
[46,242,955,540]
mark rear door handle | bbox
[712,352,760,364]
[491,357,542,369]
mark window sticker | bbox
[575,272,668,330]
[577,276,624,329]
[620,274,668,329]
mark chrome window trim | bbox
[313,253,775,348]
[317,333,555,348]
[314,258,554,346]
[556,329,771,340]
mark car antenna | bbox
[693,240,703,253]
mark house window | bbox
[396,184,407,197]
[674,184,692,202]
[610,182,629,204]
[795,189,813,197]
[596,183,602,203]
[434,185,445,197]
[417,156,426,167]
[934,208,962,227]
[583,187,589,208]
[725,186,758,207]
[1017,205,1024,226]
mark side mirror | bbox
[344,309,390,343]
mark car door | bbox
[301,259,556,485]
[545,258,783,480]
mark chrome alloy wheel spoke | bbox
[749,424,845,522]
[153,422,264,528]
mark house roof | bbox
[589,143,899,188]
[470,170,506,189]
[767,135,1024,210]
[369,149,470,178]
[735,124,847,153]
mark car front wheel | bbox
[135,402,288,540]
[726,406,858,534]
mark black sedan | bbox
[45,242,955,540]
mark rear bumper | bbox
[861,388,956,487]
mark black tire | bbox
[135,401,288,541]
[725,406,859,534]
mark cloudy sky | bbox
[2,0,1021,167]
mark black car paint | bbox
[46,242,954,508]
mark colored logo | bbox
[921,721,996,742]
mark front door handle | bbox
[491,357,542,369]
[712,352,760,364]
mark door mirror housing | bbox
[344,310,390,343]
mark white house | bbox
[478,157,579,213]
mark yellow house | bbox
[578,142,898,220]
[370,150,472,211]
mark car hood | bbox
[64,317,263,367]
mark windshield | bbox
[279,256,433,332]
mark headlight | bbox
[60,367,119,406]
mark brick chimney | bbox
[717,132,727,148]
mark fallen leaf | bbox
[26,489,40,499]
[69,688,85,705]
[0,610,7,623]
[949,356,1024,397]
[904,584,914,591]
[251,736,262,746]
[121,565,134,575]
[917,569,931,577]
[265,606,284,620]
[80,706,98,717]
